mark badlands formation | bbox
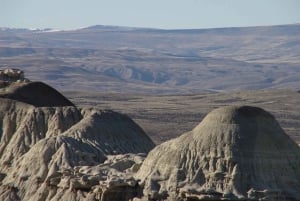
[136,106,300,200]
[0,70,154,201]
[0,69,299,201]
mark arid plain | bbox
[65,90,300,144]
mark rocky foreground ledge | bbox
[0,74,299,201]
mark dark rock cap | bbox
[0,81,74,107]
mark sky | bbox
[0,0,300,30]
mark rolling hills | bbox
[0,24,300,93]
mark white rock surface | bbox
[136,106,300,200]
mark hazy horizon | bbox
[1,0,300,30]
[1,22,300,31]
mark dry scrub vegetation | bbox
[65,89,300,144]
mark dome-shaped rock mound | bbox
[136,106,300,201]
[0,81,74,107]
[0,97,155,201]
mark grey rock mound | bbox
[64,108,154,154]
[0,98,154,201]
[136,106,300,200]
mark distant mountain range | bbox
[0,24,299,93]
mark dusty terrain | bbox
[65,90,300,145]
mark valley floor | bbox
[65,89,300,145]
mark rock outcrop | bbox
[136,106,300,200]
[0,68,27,83]
[0,80,155,201]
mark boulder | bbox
[0,68,25,83]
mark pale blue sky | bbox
[1,0,300,29]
